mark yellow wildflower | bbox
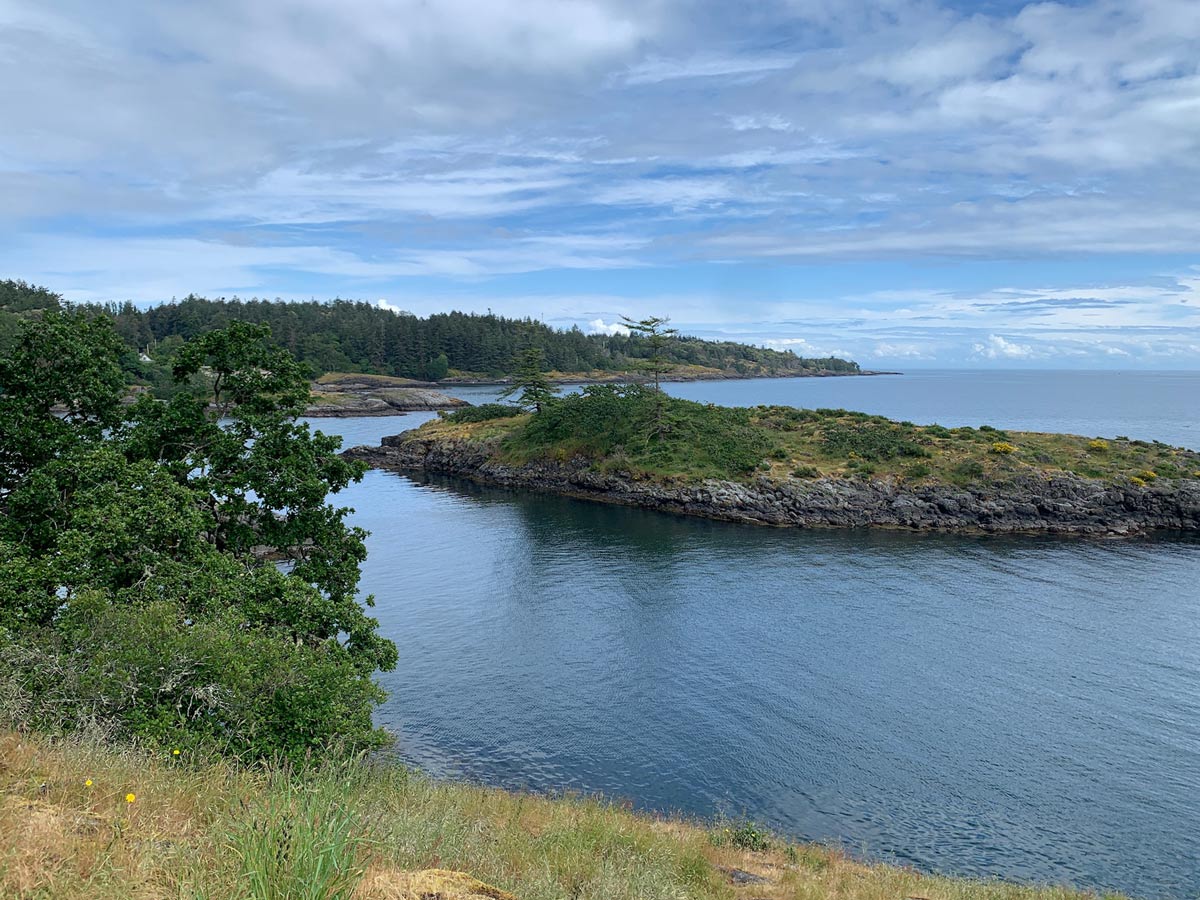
[126,793,136,804]
[172,749,180,756]
[84,779,93,787]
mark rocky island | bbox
[347,384,1200,535]
[304,372,468,416]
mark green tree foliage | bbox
[0,314,397,760]
[0,279,64,355]
[499,347,556,413]
[620,315,677,435]
[619,315,678,391]
[0,279,62,314]
[95,295,860,381]
[0,308,126,500]
[507,384,773,480]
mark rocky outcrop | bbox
[305,386,468,417]
[346,435,1200,536]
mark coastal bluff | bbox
[348,432,1200,536]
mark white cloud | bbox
[870,342,931,360]
[587,318,631,335]
[620,53,796,86]
[376,298,412,314]
[728,114,793,132]
[592,177,737,210]
[761,337,854,359]
[2,0,1200,365]
[972,335,1037,360]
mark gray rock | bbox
[344,436,1200,537]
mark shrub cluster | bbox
[509,384,773,479]
[710,821,771,852]
[443,403,522,424]
[820,422,931,461]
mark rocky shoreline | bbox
[304,384,468,417]
[416,368,896,387]
[347,434,1200,536]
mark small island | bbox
[349,384,1200,535]
[304,372,468,416]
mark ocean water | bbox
[306,370,1200,899]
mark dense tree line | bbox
[0,279,63,354]
[98,295,860,380]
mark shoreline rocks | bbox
[304,385,468,417]
[346,434,1200,536]
[429,368,894,387]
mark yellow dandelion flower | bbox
[84,779,93,787]
[125,793,136,804]
[172,749,180,756]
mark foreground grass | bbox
[0,731,1125,900]
[433,390,1200,486]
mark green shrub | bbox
[925,425,952,438]
[903,463,932,479]
[711,821,770,852]
[952,460,985,482]
[442,403,522,423]
[821,422,930,461]
[2,593,390,763]
[507,384,770,480]
[791,465,820,479]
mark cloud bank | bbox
[1,0,1198,366]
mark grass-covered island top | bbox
[350,385,1200,535]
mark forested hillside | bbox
[0,282,861,381]
[100,295,860,380]
[0,279,62,353]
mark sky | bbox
[1,0,1199,368]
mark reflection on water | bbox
[342,471,1200,899]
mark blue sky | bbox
[1,0,1198,367]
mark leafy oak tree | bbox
[0,313,397,760]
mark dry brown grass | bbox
[0,731,1127,900]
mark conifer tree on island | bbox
[500,346,556,413]
[620,314,678,435]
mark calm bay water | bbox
[308,370,1200,899]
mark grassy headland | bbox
[349,386,1200,534]
[427,386,1200,488]
[0,730,1123,900]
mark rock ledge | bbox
[346,435,1200,535]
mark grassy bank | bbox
[0,731,1120,900]
[432,386,1200,486]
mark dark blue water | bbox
[308,371,1200,899]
